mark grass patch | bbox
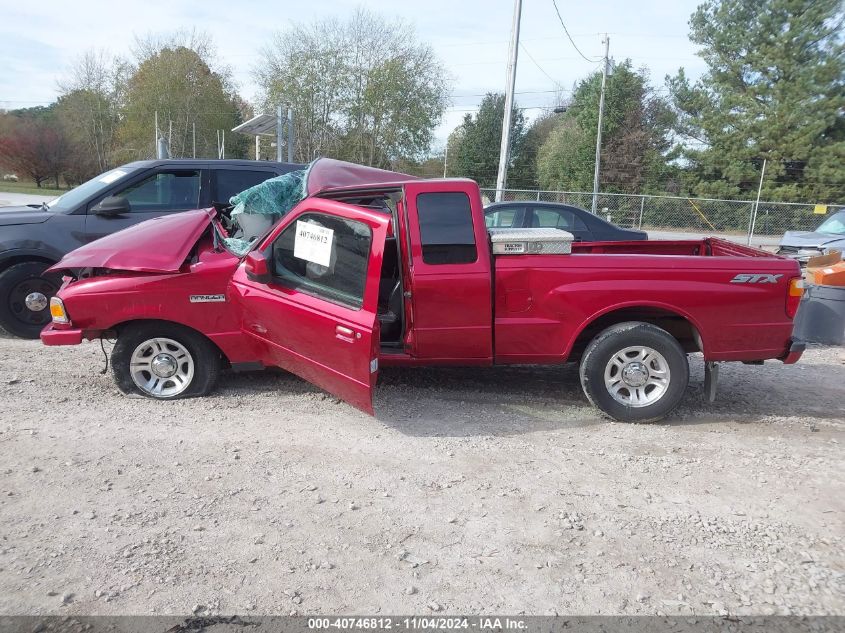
[0,180,68,197]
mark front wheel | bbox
[0,261,60,338]
[579,321,689,423]
[111,322,221,399]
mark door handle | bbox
[335,325,361,341]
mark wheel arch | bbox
[109,318,230,366]
[0,253,58,273]
[566,303,705,363]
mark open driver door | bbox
[230,198,390,414]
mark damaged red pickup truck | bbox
[41,159,805,422]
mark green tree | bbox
[510,111,558,189]
[120,32,247,160]
[667,0,845,202]
[256,9,450,166]
[538,62,675,194]
[449,93,527,190]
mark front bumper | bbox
[779,339,806,364]
[777,248,827,266]
[40,324,83,346]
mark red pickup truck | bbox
[41,158,805,422]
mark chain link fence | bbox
[480,188,844,248]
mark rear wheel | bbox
[111,323,221,399]
[579,321,689,422]
[0,261,59,339]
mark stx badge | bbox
[730,273,783,284]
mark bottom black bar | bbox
[0,616,842,633]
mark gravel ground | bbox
[0,336,842,617]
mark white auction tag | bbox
[293,220,334,267]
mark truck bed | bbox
[492,236,800,365]
[570,237,773,258]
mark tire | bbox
[0,261,60,339]
[579,321,689,423]
[111,322,221,400]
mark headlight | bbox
[49,297,69,324]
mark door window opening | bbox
[271,213,372,310]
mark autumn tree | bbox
[0,112,69,188]
[667,0,845,202]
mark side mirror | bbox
[92,196,131,216]
[244,251,271,284]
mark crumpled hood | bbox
[0,206,52,226]
[780,230,845,248]
[48,208,215,274]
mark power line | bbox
[519,43,563,89]
[550,0,603,63]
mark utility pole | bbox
[747,158,767,246]
[154,111,169,159]
[287,106,295,163]
[443,143,449,178]
[591,34,610,214]
[192,122,196,158]
[495,0,522,202]
[276,105,284,163]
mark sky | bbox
[0,0,709,148]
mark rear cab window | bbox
[416,192,477,265]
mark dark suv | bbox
[0,159,302,338]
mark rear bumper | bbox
[779,339,806,364]
[40,324,83,346]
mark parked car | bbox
[0,159,302,338]
[484,201,648,242]
[777,210,845,264]
[42,158,804,423]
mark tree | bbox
[255,9,450,166]
[667,0,845,202]
[120,31,247,160]
[538,62,676,194]
[56,50,130,177]
[510,111,558,189]
[449,93,527,190]
[0,115,69,188]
